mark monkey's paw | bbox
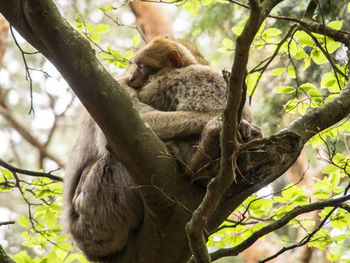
[204,116,222,137]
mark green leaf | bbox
[0,168,13,179]
[124,50,134,60]
[313,190,330,199]
[74,18,84,31]
[287,66,296,78]
[331,218,347,230]
[262,28,281,41]
[298,103,308,115]
[285,99,299,113]
[110,49,123,60]
[325,94,338,103]
[273,86,295,94]
[325,37,341,54]
[132,34,141,46]
[88,33,100,43]
[294,30,314,47]
[298,83,320,96]
[327,20,343,30]
[13,251,33,263]
[18,215,31,227]
[311,48,328,65]
[22,241,35,248]
[348,3,350,13]
[99,4,115,12]
[294,50,309,60]
[333,152,346,165]
[222,38,233,48]
[271,67,285,76]
[86,21,93,32]
[55,235,67,243]
[57,242,73,250]
[232,25,243,36]
[308,229,332,249]
[183,1,200,14]
[321,72,336,88]
[250,199,273,217]
[100,52,113,60]
[92,24,110,34]
[246,72,261,96]
[322,165,340,174]
[273,195,287,203]
[44,210,57,228]
[65,254,78,263]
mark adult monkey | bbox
[63,37,262,261]
[63,38,224,261]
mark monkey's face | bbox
[128,64,159,89]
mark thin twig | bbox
[0,158,62,181]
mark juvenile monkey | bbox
[128,36,262,182]
[128,36,252,121]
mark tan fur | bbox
[134,36,198,70]
[130,36,262,184]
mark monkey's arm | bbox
[118,73,221,140]
[141,110,221,140]
[186,117,264,185]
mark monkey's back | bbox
[63,113,144,261]
[139,64,227,112]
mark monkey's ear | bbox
[168,50,183,68]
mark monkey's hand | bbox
[203,116,222,138]
[239,119,264,142]
[185,116,222,185]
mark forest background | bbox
[1,0,350,262]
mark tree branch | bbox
[0,0,190,209]
[0,245,15,263]
[186,1,287,262]
[260,206,336,263]
[0,158,63,181]
[210,194,350,261]
[0,221,15,226]
[269,15,350,45]
[0,3,207,262]
[286,78,350,144]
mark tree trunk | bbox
[129,1,174,42]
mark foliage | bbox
[1,0,350,262]
[0,167,88,262]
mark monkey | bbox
[62,78,219,262]
[127,37,199,89]
[63,111,144,261]
[128,36,253,122]
[63,39,221,262]
[127,36,263,183]
[63,37,263,261]
[177,39,209,66]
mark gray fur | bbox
[63,111,144,261]
[62,41,262,261]
[139,64,227,112]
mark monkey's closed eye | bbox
[140,64,160,75]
